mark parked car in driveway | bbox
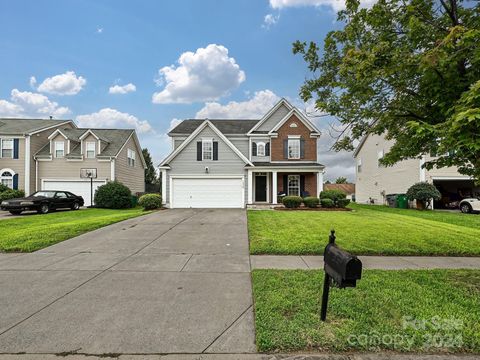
[459,197,480,214]
[0,190,84,215]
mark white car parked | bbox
[459,198,480,214]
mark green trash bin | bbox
[396,194,408,209]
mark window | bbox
[288,139,300,159]
[257,142,265,157]
[86,142,96,158]
[1,139,13,158]
[54,141,64,158]
[55,192,67,199]
[0,170,13,188]
[202,139,213,160]
[287,175,300,196]
[127,149,136,167]
[377,150,384,167]
[357,158,362,173]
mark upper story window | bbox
[54,141,64,158]
[0,170,13,188]
[1,139,13,158]
[377,150,384,167]
[202,139,213,160]
[357,158,362,173]
[257,142,265,157]
[127,149,136,167]
[288,139,300,159]
[86,142,96,159]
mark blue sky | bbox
[0,0,356,180]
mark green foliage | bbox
[138,193,162,210]
[320,189,346,205]
[293,0,480,181]
[336,198,351,208]
[0,183,10,193]
[406,182,442,208]
[320,198,334,208]
[335,177,348,184]
[0,190,25,202]
[303,196,319,208]
[282,196,303,208]
[94,181,132,209]
[142,148,157,185]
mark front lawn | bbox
[248,205,480,256]
[252,269,480,353]
[0,208,150,252]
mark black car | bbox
[0,190,84,215]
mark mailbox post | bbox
[320,229,362,321]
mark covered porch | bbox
[246,164,325,205]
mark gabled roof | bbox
[160,120,253,167]
[169,119,259,135]
[353,134,369,158]
[268,108,321,135]
[247,98,293,134]
[0,118,75,135]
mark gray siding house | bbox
[159,99,325,208]
[0,118,146,206]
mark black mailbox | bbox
[320,229,362,321]
[324,242,362,288]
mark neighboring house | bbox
[324,183,355,200]
[159,99,325,208]
[354,133,479,208]
[0,118,145,206]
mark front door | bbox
[255,175,267,202]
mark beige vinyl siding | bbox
[0,137,25,190]
[115,134,145,194]
[30,123,75,192]
[38,158,111,185]
[256,103,290,132]
[424,154,466,181]
[355,134,420,204]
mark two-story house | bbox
[159,99,325,208]
[354,133,479,208]
[0,118,145,206]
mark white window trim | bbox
[357,158,362,173]
[257,142,266,157]
[86,141,96,159]
[1,138,14,159]
[288,139,301,159]
[202,138,213,161]
[377,150,384,168]
[54,141,65,158]
[127,148,136,167]
[0,168,15,189]
[287,175,300,196]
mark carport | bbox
[432,177,479,209]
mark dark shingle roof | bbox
[169,119,259,135]
[0,118,72,135]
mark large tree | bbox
[335,176,348,184]
[142,148,157,185]
[293,0,480,181]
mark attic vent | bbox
[290,122,298,128]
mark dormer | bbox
[47,129,69,158]
[79,130,109,158]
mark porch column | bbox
[247,169,253,204]
[272,170,278,204]
[161,169,167,205]
[317,170,324,196]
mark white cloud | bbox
[97,27,103,34]
[168,118,182,131]
[29,76,37,88]
[109,83,136,95]
[152,44,246,104]
[270,0,375,12]
[76,108,153,134]
[196,90,280,119]
[37,71,86,95]
[0,89,71,118]
[263,13,280,28]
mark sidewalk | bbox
[250,255,480,270]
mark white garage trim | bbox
[41,178,107,207]
[170,175,245,209]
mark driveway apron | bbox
[0,209,256,355]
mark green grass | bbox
[248,205,480,256]
[0,207,150,252]
[252,269,480,353]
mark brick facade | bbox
[277,173,317,197]
[271,114,317,161]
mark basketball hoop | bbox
[80,168,97,179]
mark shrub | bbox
[282,196,303,208]
[303,196,319,208]
[406,182,441,209]
[0,189,25,202]
[138,193,162,210]
[0,183,10,193]
[320,198,335,208]
[94,181,132,209]
[320,190,346,206]
[337,198,351,208]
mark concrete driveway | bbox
[0,209,255,355]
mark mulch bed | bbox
[273,207,353,211]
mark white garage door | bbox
[42,179,106,207]
[172,177,244,208]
